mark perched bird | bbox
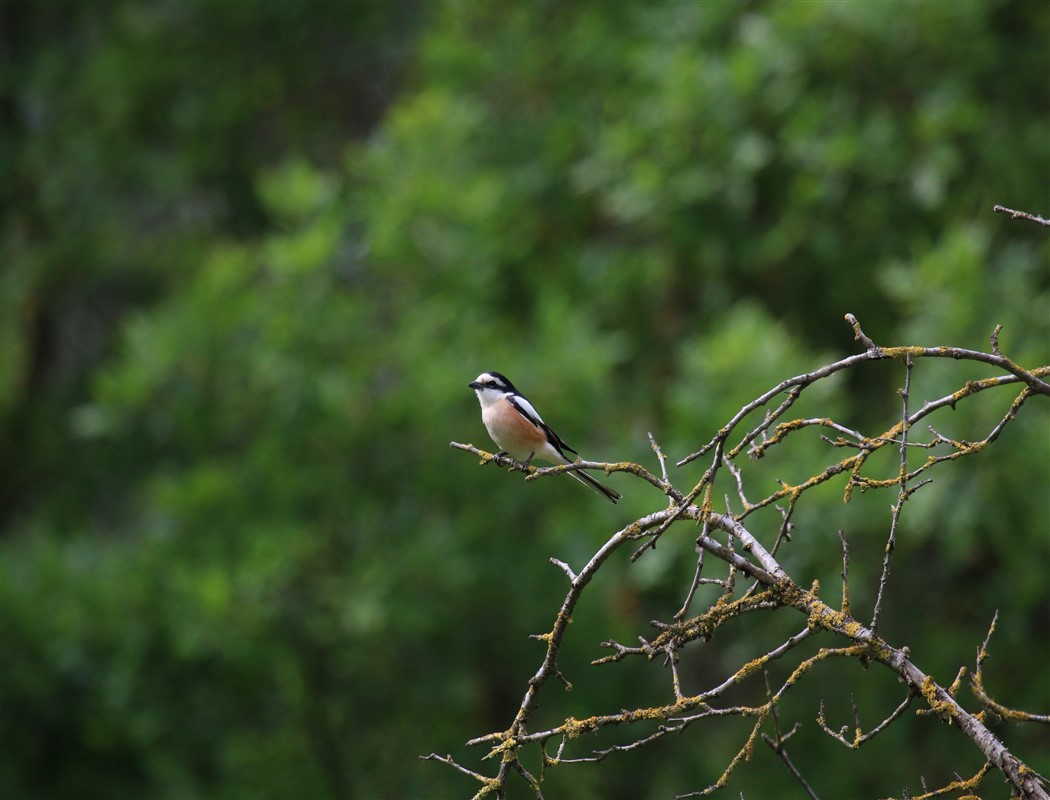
[468,371,621,503]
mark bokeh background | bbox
[2,2,1048,798]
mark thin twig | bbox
[993,204,1050,227]
[419,753,492,784]
[650,432,671,489]
[675,544,708,621]
[817,689,916,748]
[970,611,1050,724]
[872,355,911,635]
[838,530,850,616]
[763,671,820,800]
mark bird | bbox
[468,371,621,503]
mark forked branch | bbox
[433,316,1049,799]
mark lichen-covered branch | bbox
[430,316,1049,798]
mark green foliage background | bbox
[2,2,1047,798]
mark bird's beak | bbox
[468,381,482,390]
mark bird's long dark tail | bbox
[567,467,621,504]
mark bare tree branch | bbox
[993,203,1050,227]
[438,317,1050,798]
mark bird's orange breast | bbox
[483,397,550,461]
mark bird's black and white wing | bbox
[506,394,578,457]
